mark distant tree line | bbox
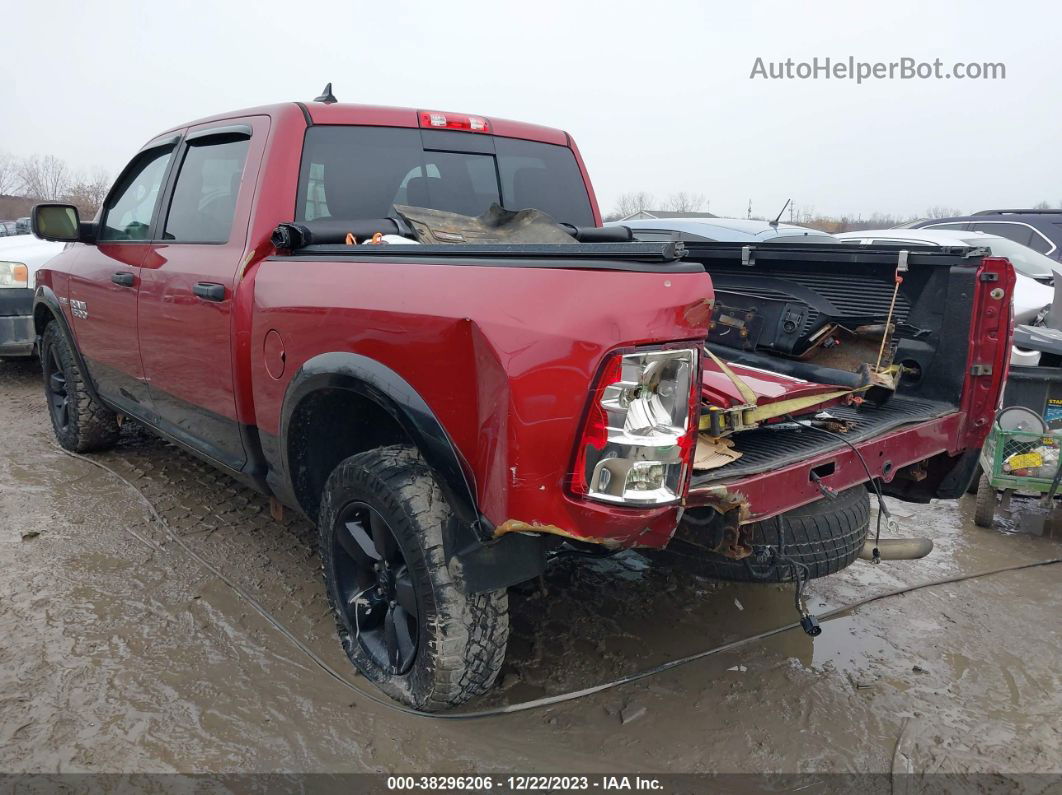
[0,151,110,218]
[604,191,709,221]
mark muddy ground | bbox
[1,357,1059,778]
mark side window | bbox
[163,136,250,243]
[924,222,970,232]
[631,229,716,242]
[970,222,1033,247]
[631,229,679,242]
[1027,235,1052,254]
[98,147,174,242]
[1026,228,1053,255]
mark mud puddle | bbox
[991,494,1062,540]
[1,358,1060,776]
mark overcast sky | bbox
[4,0,1059,220]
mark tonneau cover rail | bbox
[683,240,986,266]
[275,241,688,263]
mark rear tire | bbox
[318,445,508,711]
[974,474,996,528]
[40,322,119,453]
[679,485,871,582]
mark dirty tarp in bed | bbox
[392,203,576,245]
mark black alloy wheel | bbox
[331,501,419,674]
[44,345,71,434]
[38,322,119,453]
[318,446,509,709]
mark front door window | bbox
[98,147,174,241]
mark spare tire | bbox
[677,485,871,583]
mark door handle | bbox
[193,282,226,302]
[111,271,135,287]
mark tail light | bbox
[418,111,490,133]
[571,348,700,506]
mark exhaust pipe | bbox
[859,537,934,561]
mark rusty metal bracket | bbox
[710,512,753,560]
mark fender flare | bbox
[279,352,546,593]
[32,285,104,405]
[280,352,485,535]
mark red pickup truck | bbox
[31,97,1012,710]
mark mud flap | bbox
[448,531,546,594]
[934,449,983,500]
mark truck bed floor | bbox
[692,395,956,484]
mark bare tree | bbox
[924,205,962,219]
[1033,200,1053,210]
[64,168,111,217]
[609,191,655,220]
[0,151,17,196]
[17,155,71,201]
[664,191,707,213]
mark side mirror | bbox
[32,203,87,243]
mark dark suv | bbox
[905,209,1062,262]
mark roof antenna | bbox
[770,198,792,227]
[314,83,337,104]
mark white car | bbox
[834,228,1058,281]
[0,235,67,359]
[834,228,1056,366]
[607,216,838,244]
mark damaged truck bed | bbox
[684,240,1013,531]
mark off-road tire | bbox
[973,474,996,528]
[318,445,508,711]
[684,485,871,582]
[965,463,983,495]
[40,322,119,453]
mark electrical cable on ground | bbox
[58,446,1061,721]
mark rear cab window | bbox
[295,126,594,227]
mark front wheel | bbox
[318,445,508,711]
[40,322,119,453]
